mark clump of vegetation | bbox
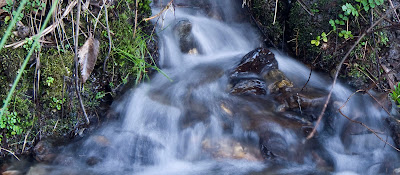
[391,83,400,107]
[311,0,384,46]
[0,0,161,157]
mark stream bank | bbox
[0,0,158,162]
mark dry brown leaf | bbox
[0,0,7,14]
[78,36,100,83]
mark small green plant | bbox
[391,83,400,107]
[95,91,106,100]
[25,0,46,13]
[311,0,386,47]
[23,37,41,52]
[356,0,384,11]
[46,77,54,86]
[50,97,65,111]
[311,32,328,46]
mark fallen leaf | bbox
[78,36,100,83]
[0,0,6,14]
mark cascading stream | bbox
[49,0,399,174]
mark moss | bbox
[251,0,286,46]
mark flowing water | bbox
[25,0,400,174]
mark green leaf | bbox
[370,3,375,8]
[342,5,347,11]
[329,19,335,26]
[335,19,340,24]
[343,16,349,20]
[311,40,316,45]
[315,41,320,46]
[323,37,328,42]
[339,14,344,18]
[340,20,345,25]
[321,32,327,37]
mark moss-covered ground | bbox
[0,0,157,156]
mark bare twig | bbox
[74,0,90,125]
[273,0,278,25]
[103,1,112,72]
[133,0,139,38]
[338,90,400,151]
[0,147,20,161]
[306,5,400,139]
[5,0,78,48]
[300,55,320,92]
[143,0,174,22]
[388,0,400,22]
[297,0,314,16]
[21,130,30,154]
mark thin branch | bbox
[273,0,278,25]
[103,1,112,72]
[133,0,139,38]
[5,0,78,48]
[388,0,400,22]
[74,0,90,125]
[297,0,314,16]
[143,0,174,22]
[338,90,400,152]
[306,5,400,139]
[0,147,20,161]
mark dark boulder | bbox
[233,48,278,77]
[230,79,267,96]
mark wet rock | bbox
[264,69,293,93]
[90,135,110,147]
[33,140,57,163]
[174,19,199,54]
[230,79,267,96]
[26,164,92,175]
[26,164,50,175]
[233,48,277,77]
[386,117,400,148]
[86,156,101,166]
[180,94,210,129]
[202,138,263,161]
[2,170,22,175]
[259,132,287,160]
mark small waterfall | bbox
[50,0,399,174]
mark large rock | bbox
[229,48,278,96]
[233,48,277,76]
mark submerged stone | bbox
[230,79,267,96]
[174,19,199,54]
